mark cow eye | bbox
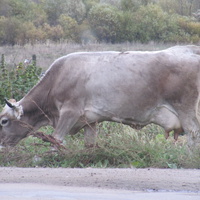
[0,117,9,127]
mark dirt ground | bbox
[0,168,200,192]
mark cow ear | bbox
[0,117,9,127]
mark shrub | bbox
[88,4,121,43]
[120,0,142,12]
[132,4,180,43]
[0,16,22,45]
[58,14,79,42]
[0,54,42,104]
[118,11,136,42]
[178,17,200,42]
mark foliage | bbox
[158,0,200,16]
[88,4,121,43]
[118,11,136,42]
[178,17,200,42]
[0,123,200,168]
[58,14,79,42]
[0,0,200,45]
[120,0,144,12]
[0,54,42,104]
[131,4,186,43]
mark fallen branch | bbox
[30,131,67,151]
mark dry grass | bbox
[0,42,175,70]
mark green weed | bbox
[0,123,200,169]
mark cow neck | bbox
[19,86,51,129]
[19,67,55,128]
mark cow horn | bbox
[4,99,15,108]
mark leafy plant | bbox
[0,122,199,169]
[0,54,42,104]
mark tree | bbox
[83,0,100,14]
[158,0,200,16]
[58,14,79,42]
[43,0,86,25]
[88,4,121,42]
[42,0,66,25]
[118,11,136,42]
[0,16,22,45]
[100,0,121,8]
[64,0,86,24]
[0,0,13,17]
[42,23,64,42]
[120,0,141,12]
[132,4,181,42]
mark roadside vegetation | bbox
[0,124,200,168]
[0,43,200,169]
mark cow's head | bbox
[0,99,29,147]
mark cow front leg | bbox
[53,110,80,143]
[165,131,170,139]
[83,123,97,148]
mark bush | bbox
[0,16,23,45]
[118,11,136,42]
[0,54,42,104]
[1,0,200,45]
[132,4,179,43]
[88,4,121,43]
[58,14,79,42]
[178,17,200,43]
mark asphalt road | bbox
[0,183,200,200]
[0,168,200,200]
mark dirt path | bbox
[0,168,200,192]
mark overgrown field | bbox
[0,42,174,70]
[0,42,200,169]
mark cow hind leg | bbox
[178,114,200,147]
[174,93,200,147]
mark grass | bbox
[0,42,175,70]
[0,123,200,169]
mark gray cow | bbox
[0,45,200,148]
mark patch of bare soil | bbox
[0,168,200,192]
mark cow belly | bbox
[84,106,152,127]
[150,105,181,132]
